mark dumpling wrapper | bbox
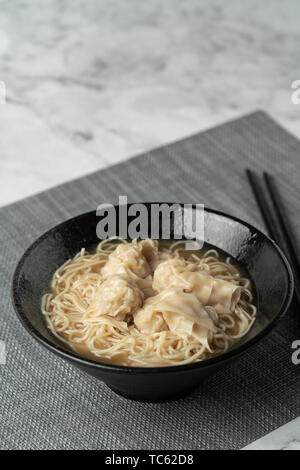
[102,242,151,279]
[153,259,241,313]
[84,274,144,323]
[139,239,160,271]
[134,288,218,342]
[207,279,241,313]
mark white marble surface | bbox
[244,418,300,450]
[0,0,299,450]
[1,0,300,208]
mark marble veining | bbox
[0,0,299,449]
[0,0,300,208]
[244,417,300,450]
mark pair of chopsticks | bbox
[246,169,300,306]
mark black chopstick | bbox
[263,172,300,282]
[245,170,281,242]
[246,169,300,306]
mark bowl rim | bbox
[11,204,294,375]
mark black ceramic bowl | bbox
[12,204,293,401]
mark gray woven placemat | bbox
[1,111,300,450]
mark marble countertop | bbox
[0,0,299,449]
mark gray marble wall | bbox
[0,0,299,206]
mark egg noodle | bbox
[42,238,256,367]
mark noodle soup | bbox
[42,239,256,367]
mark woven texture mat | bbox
[1,111,300,450]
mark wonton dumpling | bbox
[207,280,241,313]
[139,239,160,271]
[133,307,167,335]
[153,259,241,313]
[152,258,187,291]
[153,259,214,304]
[102,243,151,279]
[84,275,144,322]
[134,288,218,342]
